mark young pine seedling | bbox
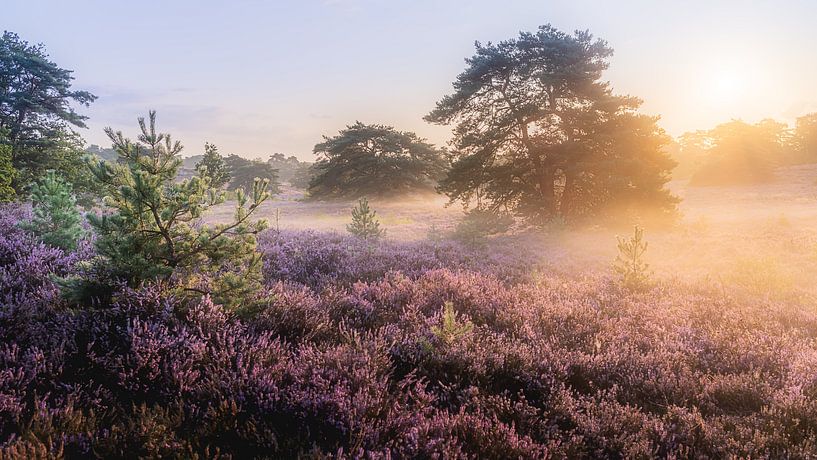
[347,197,384,240]
[431,301,473,345]
[613,225,652,292]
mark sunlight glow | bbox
[709,67,748,102]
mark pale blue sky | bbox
[4,0,816,159]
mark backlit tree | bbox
[426,25,678,224]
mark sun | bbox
[708,68,748,102]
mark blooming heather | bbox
[1,205,817,458]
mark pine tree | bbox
[21,170,83,250]
[431,302,473,345]
[346,197,384,240]
[613,225,651,292]
[426,25,678,224]
[195,142,230,188]
[452,208,514,247]
[225,154,281,195]
[79,111,270,308]
[308,122,447,200]
[0,142,16,202]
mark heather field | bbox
[3,167,817,458]
[5,3,817,458]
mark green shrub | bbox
[613,225,651,292]
[452,208,513,247]
[21,170,83,251]
[431,301,473,345]
[347,198,384,240]
[0,142,16,202]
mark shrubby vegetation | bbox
[2,206,817,457]
[0,140,15,202]
[452,208,514,247]
[20,170,83,251]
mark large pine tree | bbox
[426,25,678,224]
[0,31,96,191]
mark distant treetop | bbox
[308,121,448,200]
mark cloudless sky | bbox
[4,0,817,160]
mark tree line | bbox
[4,26,817,227]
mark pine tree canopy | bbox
[0,31,96,191]
[195,142,231,189]
[224,154,281,196]
[21,170,83,250]
[83,111,271,308]
[425,24,678,224]
[308,122,448,200]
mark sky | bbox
[4,0,817,160]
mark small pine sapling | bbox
[613,225,651,292]
[347,197,384,240]
[71,111,270,309]
[21,170,83,251]
[431,301,473,345]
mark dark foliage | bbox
[426,25,678,224]
[195,143,231,189]
[267,153,313,188]
[308,122,448,200]
[0,31,96,192]
[225,154,281,195]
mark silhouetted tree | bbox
[308,122,448,200]
[0,31,96,191]
[425,25,677,224]
[196,142,230,188]
[225,154,280,196]
[289,162,315,190]
[267,153,311,186]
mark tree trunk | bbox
[560,172,573,219]
[538,168,556,217]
